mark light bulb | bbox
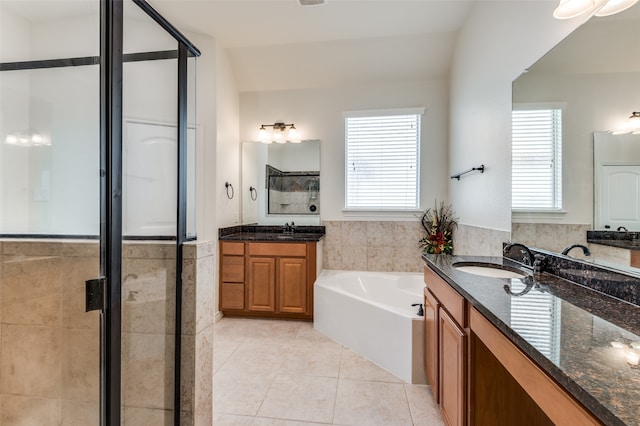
[5,134,18,145]
[258,126,267,141]
[595,0,638,16]
[273,129,286,143]
[553,0,595,19]
[288,125,301,143]
[31,133,43,144]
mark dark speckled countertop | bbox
[588,230,640,251]
[423,254,640,426]
[218,224,325,242]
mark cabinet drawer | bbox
[425,266,466,327]
[222,255,244,282]
[248,242,306,257]
[221,283,245,310]
[221,241,245,255]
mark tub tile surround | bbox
[511,223,592,254]
[213,317,444,426]
[0,239,215,426]
[453,223,511,257]
[322,220,426,272]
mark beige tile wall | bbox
[322,220,426,272]
[0,239,215,426]
[511,223,591,254]
[452,223,511,257]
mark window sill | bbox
[512,209,567,223]
[342,208,424,219]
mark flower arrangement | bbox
[419,201,458,254]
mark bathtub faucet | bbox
[411,303,424,316]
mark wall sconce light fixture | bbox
[257,122,301,144]
[4,130,51,147]
[553,0,638,19]
[611,111,640,135]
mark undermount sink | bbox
[452,262,529,279]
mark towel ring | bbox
[225,182,234,199]
[249,186,257,201]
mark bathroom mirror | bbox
[511,4,640,270]
[242,140,321,225]
[593,131,640,231]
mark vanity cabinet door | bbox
[439,307,466,426]
[278,257,307,314]
[247,257,276,312]
[424,288,439,399]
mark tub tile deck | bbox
[213,317,443,426]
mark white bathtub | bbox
[313,270,426,384]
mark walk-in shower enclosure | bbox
[0,0,199,424]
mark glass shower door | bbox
[0,2,102,424]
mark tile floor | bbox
[213,317,444,426]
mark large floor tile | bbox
[212,413,254,426]
[333,379,413,426]
[257,374,337,424]
[253,417,332,425]
[404,384,444,426]
[339,349,403,383]
[277,340,342,378]
[213,370,274,416]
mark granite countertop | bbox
[588,230,640,250]
[423,254,640,426]
[218,224,325,242]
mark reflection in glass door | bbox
[0,2,102,424]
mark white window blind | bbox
[512,109,562,210]
[345,113,420,210]
[509,280,561,363]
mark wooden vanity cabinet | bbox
[424,266,467,426]
[220,242,246,310]
[424,264,603,426]
[220,240,316,319]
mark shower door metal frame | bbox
[101,1,200,425]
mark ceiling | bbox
[151,0,476,91]
[2,0,477,91]
[151,0,475,48]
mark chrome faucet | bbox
[561,243,591,257]
[618,226,629,232]
[503,242,535,266]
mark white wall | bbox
[239,79,450,222]
[513,71,640,226]
[449,0,588,250]
[214,45,241,230]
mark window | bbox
[512,108,562,211]
[344,109,422,210]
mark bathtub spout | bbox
[411,303,424,316]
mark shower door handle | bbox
[86,277,106,312]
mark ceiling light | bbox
[594,0,638,16]
[256,122,301,144]
[4,130,51,147]
[297,0,326,6]
[553,0,637,19]
[553,0,596,19]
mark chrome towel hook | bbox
[249,186,257,201]
[225,182,234,199]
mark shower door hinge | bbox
[85,277,106,312]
